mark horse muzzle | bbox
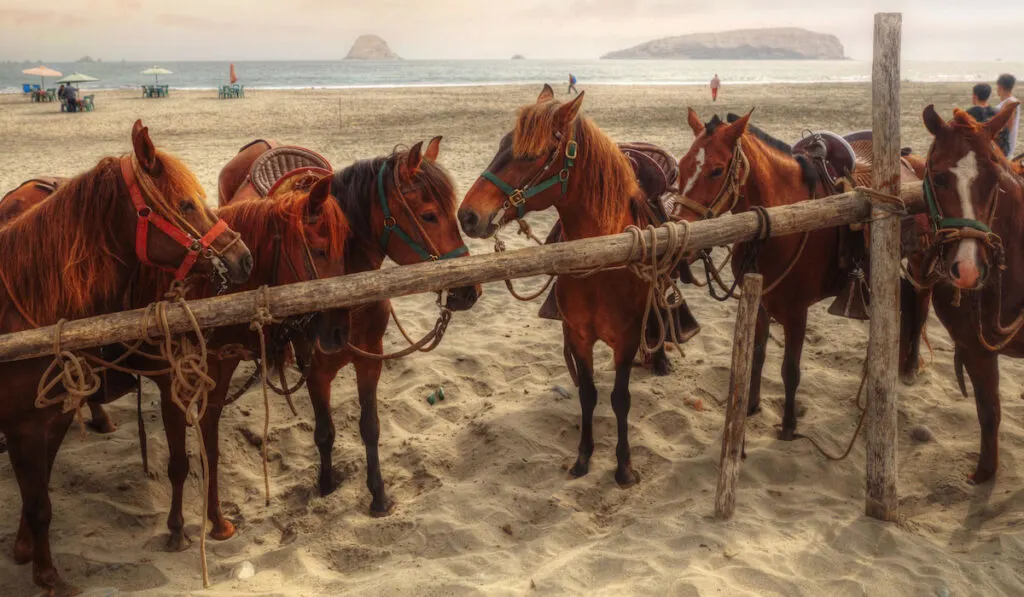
[457,206,500,239]
[445,285,482,312]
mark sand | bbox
[1,82,1023,596]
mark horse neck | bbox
[333,163,386,274]
[555,123,642,240]
[737,137,811,211]
[990,170,1024,304]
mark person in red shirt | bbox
[710,74,721,102]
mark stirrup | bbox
[537,286,561,321]
[827,268,871,320]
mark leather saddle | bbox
[843,130,919,188]
[792,131,857,187]
[220,140,332,205]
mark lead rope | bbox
[345,301,452,361]
[249,286,278,506]
[494,218,555,301]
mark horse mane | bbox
[513,99,641,226]
[725,113,795,155]
[217,186,350,286]
[0,150,203,326]
[719,113,817,194]
[332,148,457,250]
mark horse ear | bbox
[537,84,555,103]
[721,109,752,147]
[131,120,159,175]
[952,108,975,127]
[554,91,585,130]
[307,175,332,215]
[425,136,442,162]
[687,107,704,136]
[922,104,949,137]
[405,141,425,174]
[982,100,1020,141]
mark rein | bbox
[376,162,468,261]
[121,156,239,282]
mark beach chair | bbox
[22,83,32,94]
[31,84,40,92]
[82,95,94,112]
[141,85,150,98]
[238,84,245,98]
[45,89,56,102]
[161,85,169,97]
[218,85,227,99]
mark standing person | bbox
[568,73,578,95]
[64,84,78,112]
[57,84,66,102]
[996,74,1020,157]
[966,83,997,124]
[710,73,721,102]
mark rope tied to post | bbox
[249,285,279,507]
[622,221,692,357]
[494,218,555,302]
[35,319,102,436]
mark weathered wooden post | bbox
[865,12,902,521]
[715,273,763,520]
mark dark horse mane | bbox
[0,152,204,325]
[331,148,457,252]
[715,112,817,194]
[514,98,643,228]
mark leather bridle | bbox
[672,143,750,221]
[479,129,578,223]
[121,156,240,281]
[377,161,468,261]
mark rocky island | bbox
[344,35,401,60]
[601,27,845,60]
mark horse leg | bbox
[898,278,931,385]
[86,402,116,434]
[777,308,808,441]
[961,350,1001,484]
[14,410,72,566]
[307,355,341,496]
[9,412,77,596]
[158,376,191,552]
[611,338,641,487]
[566,324,598,478]
[747,305,770,416]
[354,356,393,516]
[203,358,238,540]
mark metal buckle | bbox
[508,189,525,206]
[138,207,151,217]
[565,141,578,160]
[384,216,397,229]
[559,169,569,182]
[189,240,202,252]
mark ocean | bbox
[3,59,1022,93]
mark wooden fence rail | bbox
[0,183,924,363]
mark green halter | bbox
[377,164,469,261]
[923,169,993,235]
[480,134,578,220]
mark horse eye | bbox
[179,200,196,213]
[421,212,439,224]
[315,248,328,259]
[709,167,725,178]
[933,173,951,189]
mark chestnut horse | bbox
[676,109,925,441]
[0,121,252,596]
[219,138,479,515]
[919,102,1022,483]
[459,85,661,486]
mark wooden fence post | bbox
[866,12,902,521]
[715,273,763,520]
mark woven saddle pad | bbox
[250,146,332,197]
[844,131,918,187]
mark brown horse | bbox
[675,109,924,440]
[459,85,661,486]
[0,121,252,596]
[919,101,1022,483]
[220,138,480,514]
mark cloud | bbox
[0,9,93,28]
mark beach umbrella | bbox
[230,63,238,84]
[21,65,62,88]
[141,66,172,85]
[56,72,99,88]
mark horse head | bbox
[922,102,1019,289]
[674,107,754,223]
[129,120,252,287]
[459,84,584,239]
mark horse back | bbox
[0,177,64,224]
[218,139,278,207]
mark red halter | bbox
[120,156,231,281]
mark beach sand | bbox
[1,83,1023,596]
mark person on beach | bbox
[57,84,66,101]
[996,74,1020,157]
[64,84,78,112]
[568,73,578,95]
[967,83,997,124]
[710,73,721,102]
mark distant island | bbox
[77,56,98,63]
[344,35,401,60]
[511,54,525,60]
[601,28,846,60]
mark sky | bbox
[0,0,1019,62]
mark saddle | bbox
[792,131,857,189]
[619,142,680,220]
[249,145,332,197]
[843,130,919,188]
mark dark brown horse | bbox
[675,109,924,440]
[459,85,663,486]
[0,121,252,596]
[919,101,1022,483]
[219,137,480,515]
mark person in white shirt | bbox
[995,74,1020,157]
[710,74,721,102]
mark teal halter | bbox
[923,167,994,235]
[376,163,469,261]
[480,132,578,220]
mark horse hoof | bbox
[747,402,762,417]
[653,357,672,377]
[615,467,639,488]
[13,542,32,565]
[899,370,920,387]
[209,520,236,541]
[86,419,117,435]
[166,532,192,552]
[369,498,395,518]
[776,428,796,441]
[44,577,81,597]
[968,469,995,485]
[569,461,589,479]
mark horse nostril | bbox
[459,210,479,232]
[950,261,960,279]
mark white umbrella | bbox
[22,66,62,88]
[141,66,173,85]
[56,72,99,88]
